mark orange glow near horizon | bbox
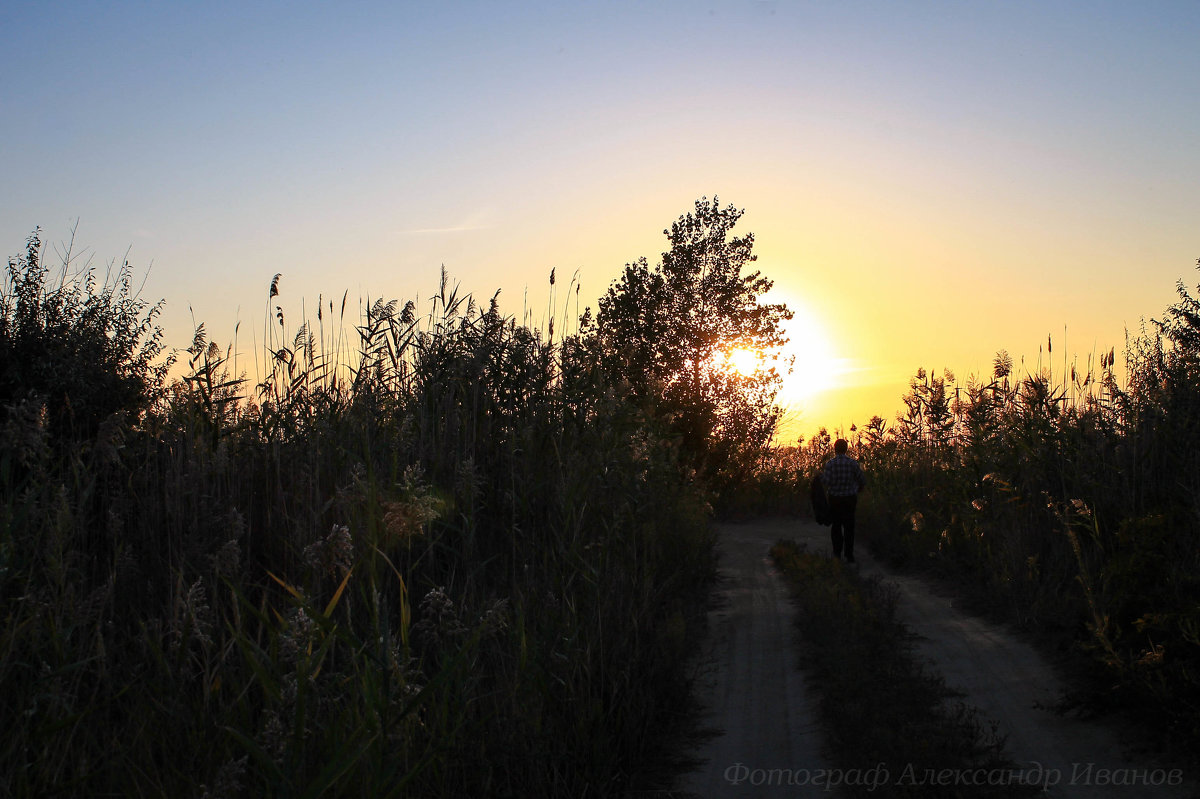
[765,289,861,443]
[4,4,1195,454]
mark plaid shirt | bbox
[822,454,866,497]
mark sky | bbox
[3,1,1199,443]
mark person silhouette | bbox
[821,438,866,562]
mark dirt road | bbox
[674,519,827,798]
[676,518,1196,798]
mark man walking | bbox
[821,438,866,563]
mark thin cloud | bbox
[394,211,497,236]
[393,223,496,235]
[831,360,888,385]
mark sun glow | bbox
[725,347,763,377]
[774,294,842,404]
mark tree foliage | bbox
[594,197,792,485]
[0,228,170,444]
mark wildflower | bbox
[279,607,318,665]
[257,709,286,764]
[1135,642,1165,669]
[412,586,466,648]
[455,457,482,504]
[385,644,426,743]
[303,524,354,576]
[199,755,248,799]
[478,597,510,636]
[210,538,241,579]
[382,502,427,542]
[382,466,442,543]
[170,577,214,652]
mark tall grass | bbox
[0,237,716,796]
[833,273,1200,761]
[732,264,1200,762]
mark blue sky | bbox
[4,1,1199,438]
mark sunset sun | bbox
[725,346,763,377]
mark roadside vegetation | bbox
[0,200,788,797]
[758,260,1200,766]
[770,539,1038,798]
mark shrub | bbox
[0,228,170,446]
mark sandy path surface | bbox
[673,519,827,798]
[674,517,1195,798]
[785,517,1197,798]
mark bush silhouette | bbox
[0,228,169,445]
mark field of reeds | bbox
[0,230,727,797]
[766,263,1200,764]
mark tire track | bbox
[674,519,827,798]
[787,518,1198,798]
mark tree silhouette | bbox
[595,197,792,484]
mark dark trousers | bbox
[828,494,858,560]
